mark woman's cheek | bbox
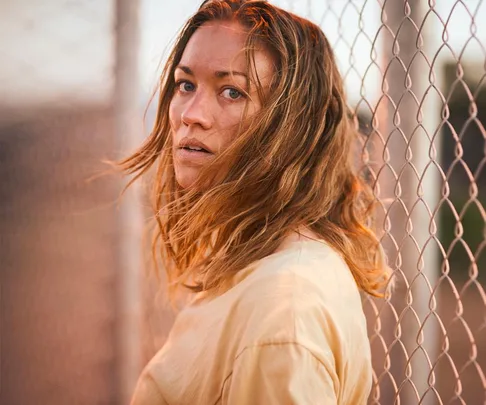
[220,107,247,143]
[168,101,180,131]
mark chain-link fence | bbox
[286,1,486,404]
[1,0,485,404]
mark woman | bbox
[121,0,389,404]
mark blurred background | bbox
[0,0,485,404]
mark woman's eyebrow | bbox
[214,70,248,79]
[175,65,194,75]
[175,65,248,79]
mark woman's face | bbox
[169,21,275,189]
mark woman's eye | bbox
[177,81,195,93]
[221,88,243,100]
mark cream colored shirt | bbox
[131,236,372,405]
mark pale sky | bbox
[0,0,484,110]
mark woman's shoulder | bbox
[202,236,370,379]
[216,235,367,344]
[236,236,360,306]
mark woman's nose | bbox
[181,93,213,130]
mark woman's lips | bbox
[175,147,214,164]
[178,137,212,153]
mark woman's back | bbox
[131,233,371,405]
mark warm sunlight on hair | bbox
[118,0,391,304]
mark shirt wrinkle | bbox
[233,340,332,370]
[145,371,171,405]
[217,341,333,405]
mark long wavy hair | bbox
[118,0,390,302]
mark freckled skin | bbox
[170,21,275,189]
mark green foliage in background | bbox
[438,195,486,283]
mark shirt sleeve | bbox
[222,342,339,405]
[130,371,167,405]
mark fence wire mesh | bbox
[276,0,486,404]
[1,1,485,405]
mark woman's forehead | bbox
[181,23,247,70]
[179,21,275,81]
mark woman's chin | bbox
[175,165,222,191]
[176,176,197,190]
[175,167,201,190]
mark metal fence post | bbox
[380,1,441,403]
[114,0,143,403]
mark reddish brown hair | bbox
[118,0,390,301]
